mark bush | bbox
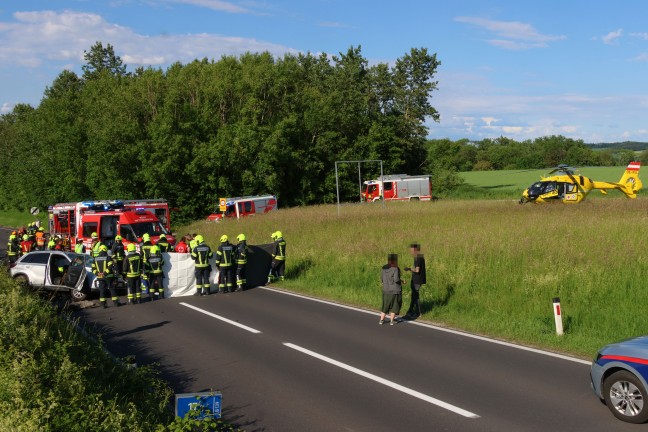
[0,273,236,432]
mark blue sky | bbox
[1,0,647,142]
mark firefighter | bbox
[147,245,165,300]
[7,232,20,266]
[47,236,56,250]
[27,223,37,242]
[188,233,198,252]
[111,235,126,278]
[92,245,121,308]
[156,233,172,252]
[140,233,154,294]
[268,231,286,283]
[123,243,142,304]
[20,234,34,255]
[90,232,104,258]
[215,235,235,293]
[34,227,47,251]
[191,235,213,296]
[235,233,248,292]
[74,238,86,254]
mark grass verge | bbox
[0,272,236,432]
[0,209,42,228]
[183,198,648,358]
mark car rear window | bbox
[20,253,50,264]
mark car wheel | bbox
[13,274,30,287]
[70,289,87,302]
[603,370,648,423]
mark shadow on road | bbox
[111,320,171,337]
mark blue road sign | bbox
[175,392,222,419]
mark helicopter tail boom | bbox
[616,161,642,198]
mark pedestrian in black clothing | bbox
[404,243,426,318]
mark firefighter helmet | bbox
[236,233,246,242]
[275,231,283,239]
[115,235,122,241]
[38,227,44,232]
[270,232,277,240]
[99,245,108,253]
[220,235,228,243]
[91,232,98,239]
[23,234,28,241]
[11,230,17,235]
[127,243,136,252]
[195,235,204,244]
[159,233,166,239]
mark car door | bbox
[47,253,86,291]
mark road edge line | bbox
[260,287,590,366]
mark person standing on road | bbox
[92,245,121,308]
[147,245,165,300]
[123,243,143,304]
[216,235,235,293]
[111,235,126,279]
[175,236,189,254]
[20,234,34,255]
[74,238,86,254]
[140,233,154,294]
[235,233,248,292]
[404,243,426,318]
[34,227,47,251]
[379,254,403,326]
[7,232,20,265]
[268,231,286,283]
[156,233,172,252]
[191,235,213,296]
[90,232,104,258]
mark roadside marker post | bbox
[553,297,564,336]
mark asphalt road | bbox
[73,286,639,432]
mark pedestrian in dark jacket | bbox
[404,243,426,318]
[379,254,403,325]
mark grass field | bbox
[183,198,648,358]
[0,209,42,228]
[459,165,641,200]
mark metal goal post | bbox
[335,159,384,216]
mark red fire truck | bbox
[207,195,278,221]
[48,200,175,251]
[361,175,432,202]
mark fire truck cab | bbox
[207,195,278,221]
[49,201,174,251]
[122,199,171,233]
[362,175,432,202]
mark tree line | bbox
[0,42,441,221]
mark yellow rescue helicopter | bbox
[520,162,642,204]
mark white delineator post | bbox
[553,297,564,336]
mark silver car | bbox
[591,336,648,423]
[9,251,89,301]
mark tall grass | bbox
[184,198,648,357]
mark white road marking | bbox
[180,302,261,334]
[261,287,591,366]
[284,342,480,419]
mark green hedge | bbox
[0,272,237,432]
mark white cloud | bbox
[166,0,249,13]
[0,10,297,68]
[455,16,566,50]
[634,52,648,62]
[429,70,648,142]
[630,32,648,40]
[602,28,623,45]
[1,102,13,114]
[317,21,354,29]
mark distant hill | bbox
[586,141,648,151]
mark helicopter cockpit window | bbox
[566,184,576,193]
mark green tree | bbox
[82,41,127,80]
